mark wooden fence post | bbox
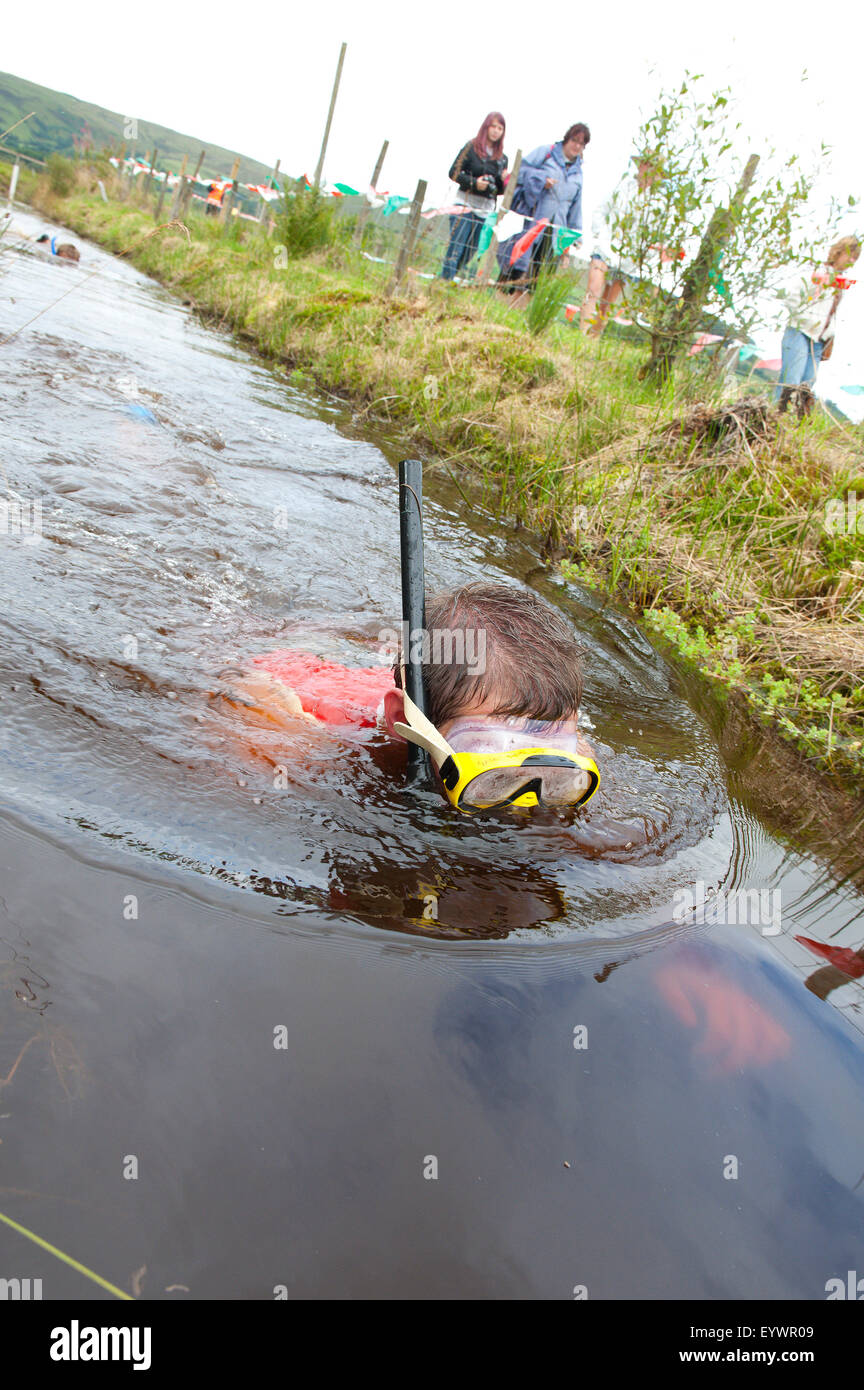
[154,174,168,221]
[477,147,522,284]
[170,153,188,218]
[354,139,388,246]
[387,179,427,296]
[134,150,149,203]
[313,41,346,189]
[144,148,158,201]
[181,150,206,216]
[258,158,280,222]
[221,156,241,225]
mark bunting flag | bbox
[738,345,760,360]
[509,217,550,266]
[420,204,472,220]
[111,156,395,206]
[475,211,500,257]
[688,332,724,357]
[553,227,582,256]
[796,937,864,978]
[754,358,782,371]
[708,255,733,306]
[841,384,864,395]
[381,195,410,217]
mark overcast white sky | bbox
[6,0,864,410]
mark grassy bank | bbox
[12,165,864,792]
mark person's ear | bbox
[383,686,407,739]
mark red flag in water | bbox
[509,218,550,266]
[796,936,864,978]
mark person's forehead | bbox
[441,700,580,733]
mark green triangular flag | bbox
[476,211,499,257]
[553,227,582,255]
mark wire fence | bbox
[3,144,798,398]
[106,154,621,342]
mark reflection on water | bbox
[2,210,864,1300]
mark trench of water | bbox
[1,210,863,1299]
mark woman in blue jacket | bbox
[498,123,589,288]
[440,112,508,281]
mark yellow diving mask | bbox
[394,690,600,813]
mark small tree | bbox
[605,74,851,382]
[274,182,335,259]
[46,152,76,196]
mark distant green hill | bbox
[0,69,273,184]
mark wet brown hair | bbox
[395,582,585,727]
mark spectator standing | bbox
[205,181,224,216]
[498,124,590,293]
[440,113,508,281]
[776,235,861,415]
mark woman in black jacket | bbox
[440,112,507,281]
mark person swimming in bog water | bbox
[214,580,794,1072]
[217,582,599,814]
[36,233,80,262]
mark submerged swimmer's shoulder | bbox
[219,648,395,730]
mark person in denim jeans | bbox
[440,113,507,281]
[776,235,861,414]
[496,124,589,293]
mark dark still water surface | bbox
[1,210,863,1299]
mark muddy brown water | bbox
[1,210,863,1299]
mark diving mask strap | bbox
[393,683,454,768]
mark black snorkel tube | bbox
[398,459,430,784]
